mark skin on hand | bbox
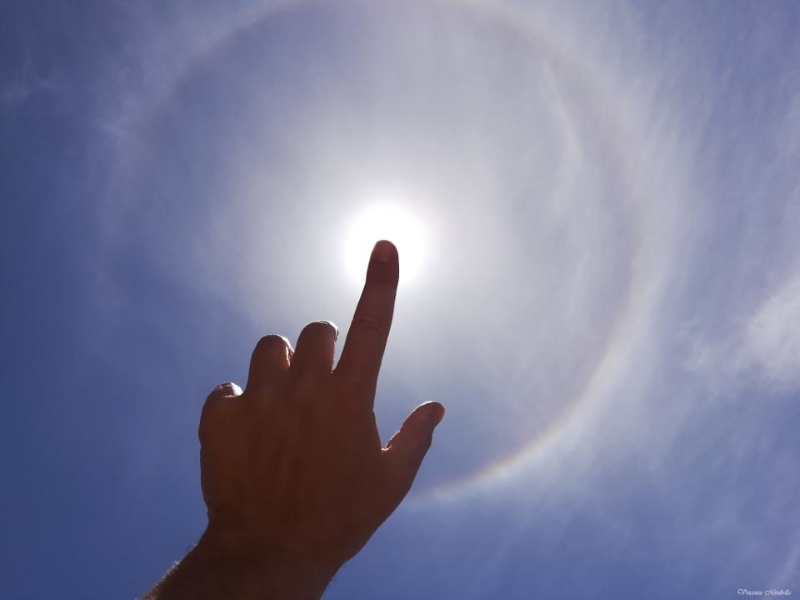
[197,239,445,581]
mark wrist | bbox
[196,525,340,600]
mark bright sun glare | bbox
[343,201,428,287]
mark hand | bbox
[198,240,445,581]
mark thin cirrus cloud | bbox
[737,274,800,391]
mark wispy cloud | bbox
[740,273,800,390]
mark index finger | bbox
[335,240,399,408]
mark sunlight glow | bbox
[343,201,428,287]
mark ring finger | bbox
[246,334,294,394]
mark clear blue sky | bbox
[1,1,798,598]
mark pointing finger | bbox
[335,240,399,408]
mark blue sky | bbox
[1,1,798,598]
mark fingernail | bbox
[373,240,394,263]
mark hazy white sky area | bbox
[1,1,798,598]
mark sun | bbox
[343,201,428,287]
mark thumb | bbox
[383,401,445,498]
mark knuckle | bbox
[351,313,384,335]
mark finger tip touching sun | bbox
[343,201,428,287]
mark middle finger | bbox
[289,320,339,384]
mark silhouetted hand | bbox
[144,240,444,600]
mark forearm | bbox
[142,528,339,600]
